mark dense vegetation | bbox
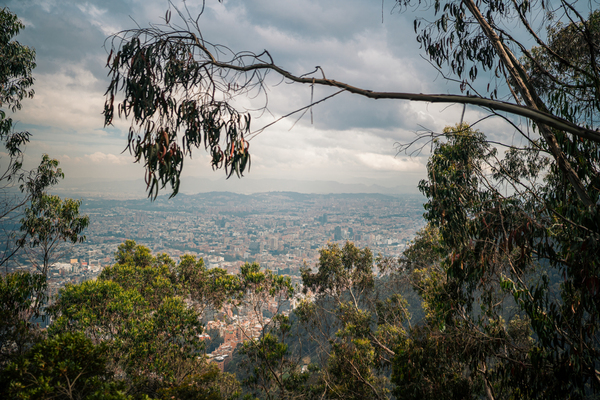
[2,0,600,399]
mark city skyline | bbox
[15,192,426,321]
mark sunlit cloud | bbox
[357,152,424,172]
[80,152,129,165]
[16,64,106,133]
[77,3,121,36]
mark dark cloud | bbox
[225,0,383,41]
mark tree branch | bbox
[207,54,600,145]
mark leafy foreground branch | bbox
[104,1,600,209]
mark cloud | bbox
[13,62,107,133]
[357,152,424,172]
[83,152,129,165]
[3,0,523,194]
[76,2,121,36]
[225,0,391,42]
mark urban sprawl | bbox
[9,191,425,370]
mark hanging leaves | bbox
[104,27,253,199]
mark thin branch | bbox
[207,54,600,144]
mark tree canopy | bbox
[0,332,128,400]
[0,7,88,273]
[0,6,89,383]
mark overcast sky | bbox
[5,0,520,196]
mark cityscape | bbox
[12,191,425,287]
[9,190,426,369]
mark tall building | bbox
[334,226,342,241]
[268,237,278,250]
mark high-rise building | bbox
[268,237,278,250]
[334,226,342,241]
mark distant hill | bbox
[77,191,426,212]
[53,176,421,200]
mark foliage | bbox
[301,242,374,298]
[241,242,410,400]
[392,323,485,400]
[104,8,250,199]
[0,7,35,114]
[0,271,46,367]
[47,240,249,399]
[229,264,299,399]
[240,314,313,400]
[225,248,418,400]
[0,8,67,271]
[19,194,89,275]
[177,253,243,315]
[237,261,294,311]
[394,0,600,129]
[48,241,207,397]
[156,363,240,400]
[0,332,129,400]
[300,244,380,398]
[523,9,600,127]
[394,123,600,399]
[0,6,34,166]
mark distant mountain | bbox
[180,177,419,196]
[54,176,420,200]
[75,191,426,213]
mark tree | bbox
[0,6,34,174]
[225,264,296,400]
[0,7,34,114]
[156,364,240,400]
[0,8,66,272]
[103,1,600,203]
[226,242,411,400]
[1,8,86,275]
[523,9,600,128]
[49,242,202,396]
[394,123,597,398]
[0,271,47,368]
[295,242,411,400]
[18,193,89,276]
[0,8,89,377]
[0,332,129,400]
[176,252,243,317]
[47,241,241,399]
[399,0,599,209]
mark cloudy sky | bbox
[5,0,519,196]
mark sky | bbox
[4,0,521,197]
